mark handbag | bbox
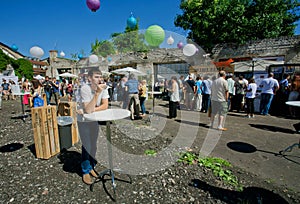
[33,96,44,107]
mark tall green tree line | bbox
[175,0,300,52]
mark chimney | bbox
[49,50,58,61]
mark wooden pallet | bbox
[57,102,79,145]
[31,106,60,159]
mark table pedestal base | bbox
[90,169,132,201]
[278,138,300,155]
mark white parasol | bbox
[111,67,146,76]
[59,72,78,78]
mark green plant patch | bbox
[144,149,157,156]
[177,152,198,165]
[198,157,242,191]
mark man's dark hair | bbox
[88,67,102,77]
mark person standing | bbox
[168,76,180,118]
[1,79,11,100]
[184,75,196,110]
[22,79,31,106]
[66,81,73,102]
[195,76,203,111]
[245,78,257,118]
[42,76,54,105]
[259,72,279,116]
[51,77,60,105]
[0,84,2,110]
[139,80,147,116]
[234,75,247,112]
[77,67,109,185]
[210,71,229,131]
[125,73,141,120]
[201,76,212,113]
[226,73,235,111]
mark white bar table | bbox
[83,109,131,197]
[147,91,162,120]
[11,85,30,121]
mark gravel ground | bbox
[0,99,299,204]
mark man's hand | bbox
[96,84,107,93]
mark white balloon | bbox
[167,36,174,45]
[59,51,65,57]
[30,46,44,58]
[183,44,197,56]
[89,54,99,64]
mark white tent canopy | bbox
[231,59,284,72]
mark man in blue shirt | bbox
[259,72,279,115]
[195,76,203,111]
[125,73,141,120]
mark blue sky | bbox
[1,0,300,59]
[0,0,185,59]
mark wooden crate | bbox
[57,102,79,145]
[31,106,60,159]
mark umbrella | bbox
[111,67,146,76]
[59,72,78,78]
[231,59,284,72]
[34,75,45,80]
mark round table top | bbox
[148,91,162,95]
[83,108,130,121]
[286,101,300,107]
[14,92,31,96]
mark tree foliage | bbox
[175,0,300,52]
[11,59,33,79]
[0,49,33,79]
[91,17,149,57]
[0,49,12,71]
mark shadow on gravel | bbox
[227,141,300,165]
[0,142,24,152]
[57,150,82,176]
[190,179,289,204]
[249,124,295,134]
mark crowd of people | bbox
[155,71,300,130]
[0,76,78,110]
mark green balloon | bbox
[145,25,165,47]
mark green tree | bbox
[175,0,300,52]
[91,39,115,57]
[0,49,12,72]
[11,59,33,79]
[91,17,149,56]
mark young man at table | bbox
[77,67,109,185]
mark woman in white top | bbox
[168,76,180,118]
[245,78,257,118]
